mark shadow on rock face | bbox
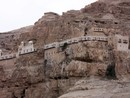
[105,62,117,79]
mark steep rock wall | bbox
[0,0,130,98]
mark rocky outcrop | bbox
[0,0,130,98]
[59,78,130,98]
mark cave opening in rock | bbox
[106,62,117,79]
[84,27,88,35]
[21,89,25,98]
[12,92,17,98]
[61,43,68,51]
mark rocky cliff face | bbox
[0,0,130,98]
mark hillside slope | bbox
[0,0,130,98]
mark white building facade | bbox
[115,34,129,51]
[18,41,36,55]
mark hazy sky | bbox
[0,0,97,32]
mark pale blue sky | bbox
[0,0,97,32]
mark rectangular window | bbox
[68,40,72,43]
[82,37,85,40]
[74,40,78,42]
[87,37,90,40]
[93,37,96,40]
[52,44,55,47]
[100,38,104,40]
[118,39,121,43]
[123,40,128,44]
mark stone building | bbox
[0,49,16,60]
[44,48,65,65]
[44,35,108,50]
[18,41,35,55]
[0,53,16,60]
[114,34,129,51]
[88,27,107,36]
[44,42,59,50]
[42,12,59,22]
[0,41,36,61]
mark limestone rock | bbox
[0,0,130,98]
[59,78,130,98]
